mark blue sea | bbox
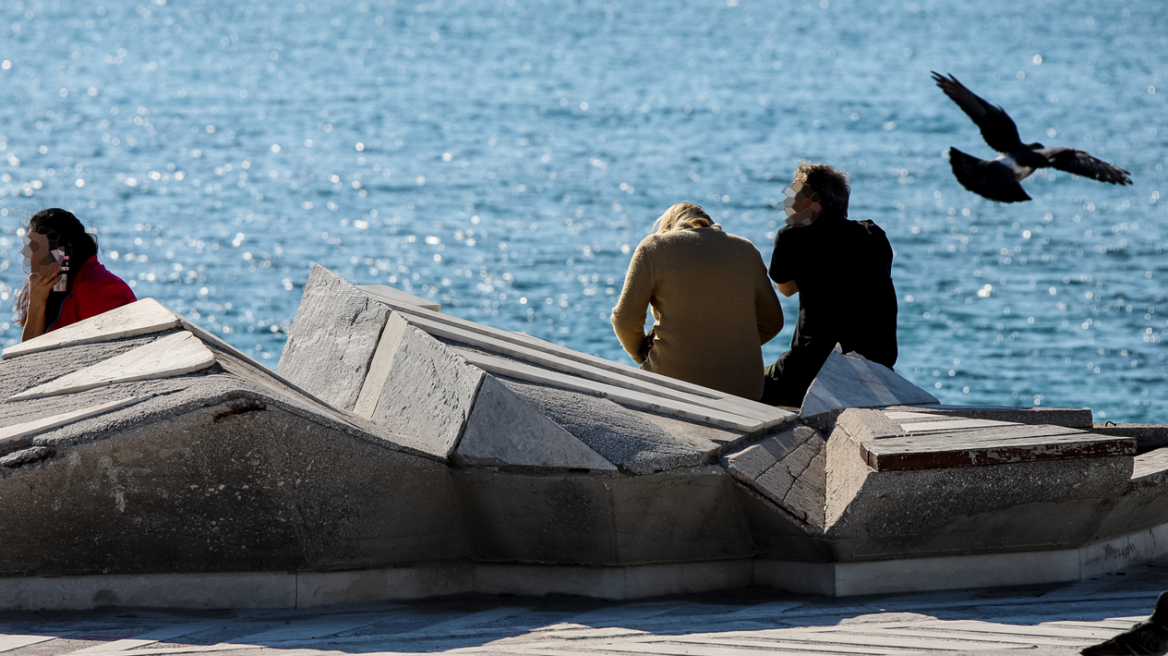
[0,0,1164,421]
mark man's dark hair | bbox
[792,162,850,216]
[29,208,98,263]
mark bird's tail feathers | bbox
[948,147,1032,203]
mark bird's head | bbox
[1028,142,1045,150]
[1152,591,1168,623]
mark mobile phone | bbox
[51,249,69,292]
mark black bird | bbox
[932,71,1132,203]
[1081,591,1168,656]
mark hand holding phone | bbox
[50,249,69,293]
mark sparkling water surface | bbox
[1,0,1165,421]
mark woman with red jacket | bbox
[15,208,136,341]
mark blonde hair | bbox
[792,162,850,215]
[652,202,713,234]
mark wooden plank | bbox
[456,350,766,433]
[407,311,789,428]
[862,428,1135,471]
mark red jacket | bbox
[48,256,137,332]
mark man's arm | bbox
[611,243,656,364]
[777,280,799,297]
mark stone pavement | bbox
[1,555,1164,656]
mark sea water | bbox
[0,0,1164,421]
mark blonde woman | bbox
[611,202,784,400]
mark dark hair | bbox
[792,162,851,216]
[28,208,98,263]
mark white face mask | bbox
[783,182,823,227]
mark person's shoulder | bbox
[851,218,888,238]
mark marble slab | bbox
[276,265,391,411]
[1,298,182,360]
[456,348,766,434]
[8,331,216,401]
[454,375,615,470]
[0,396,152,448]
[800,349,938,417]
[357,284,441,311]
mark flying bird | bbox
[1080,591,1168,656]
[932,71,1132,203]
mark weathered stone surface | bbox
[277,264,391,411]
[353,311,410,419]
[1,298,182,360]
[722,425,826,529]
[800,349,937,417]
[452,470,619,565]
[823,408,1134,561]
[611,466,754,563]
[638,411,748,456]
[357,284,442,311]
[365,322,484,459]
[1092,423,1168,453]
[0,395,151,452]
[9,331,215,401]
[454,375,615,470]
[500,378,705,475]
[0,394,464,577]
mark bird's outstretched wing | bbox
[932,72,1024,154]
[1039,147,1133,185]
[948,147,1031,203]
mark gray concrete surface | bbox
[0,554,1162,655]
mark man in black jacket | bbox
[760,162,898,407]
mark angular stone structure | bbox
[1,265,1166,610]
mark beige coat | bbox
[611,226,784,400]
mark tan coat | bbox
[611,226,784,400]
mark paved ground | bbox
[1,556,1164,656]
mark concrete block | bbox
[1,298,182,360]
[454,375,615,470]
[0,571,296,610]
[622,560,753,598]
[800,349,938,417]
[753,559,836,596]
[722,426,826,529]
[451,469,619,565]
[832,548,1082,596]
[277,264,391,411]
[0,395,150,453]
[501,378,705,475]
[638,411,747,455]
[611,467,754,563]
[365,322,484,459]
[825,411,1133,561]
[296,563,474,607]
[0,396,465,578]
[9,331,215,401]
[1093,423,1168,453]
[474,563,626,599]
